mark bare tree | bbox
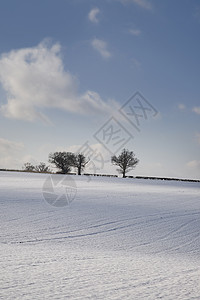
[111,148,139,178]
[35,162,50,173]
[23,162,35,172]
[48,152,74,174]
[73,153,89,175]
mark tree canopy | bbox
[48,152,74,174]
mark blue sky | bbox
[0,0,200,179]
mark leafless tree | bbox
[72,153,89,175]
[23,162,35,172]
[111,148,139,178]
[35,162,50,173]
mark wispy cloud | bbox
[88,7,100,23]
[0,40,116,123]
[0,137,24,169]
[178,103,186,111]
[67,142,110,159]
[129,28,141,36]
[0,137,38,169]
[118,0,152,11]
[186,160,200,170]
[192,106,200,115]
[91,38,111,59]
[0,138,23,153]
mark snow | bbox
[0,171,200,299]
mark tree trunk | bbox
[122,170,126,178]
[78,167,81,175]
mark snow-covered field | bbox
[0,171,200,300]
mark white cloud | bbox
[118,0,152,10]
[0,40,115,123]
[67,142,111,174]
[88,8,100,23]
[0,138,24,169]
[67,142,109,157]
[186,160,200,170]
[178,103,186,110]
[129,28,141,36]
[0,138,23,153]
[21,155,38,166]
[192,106,200,115]
[91,38,111,59]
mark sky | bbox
[0,0,200,179]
